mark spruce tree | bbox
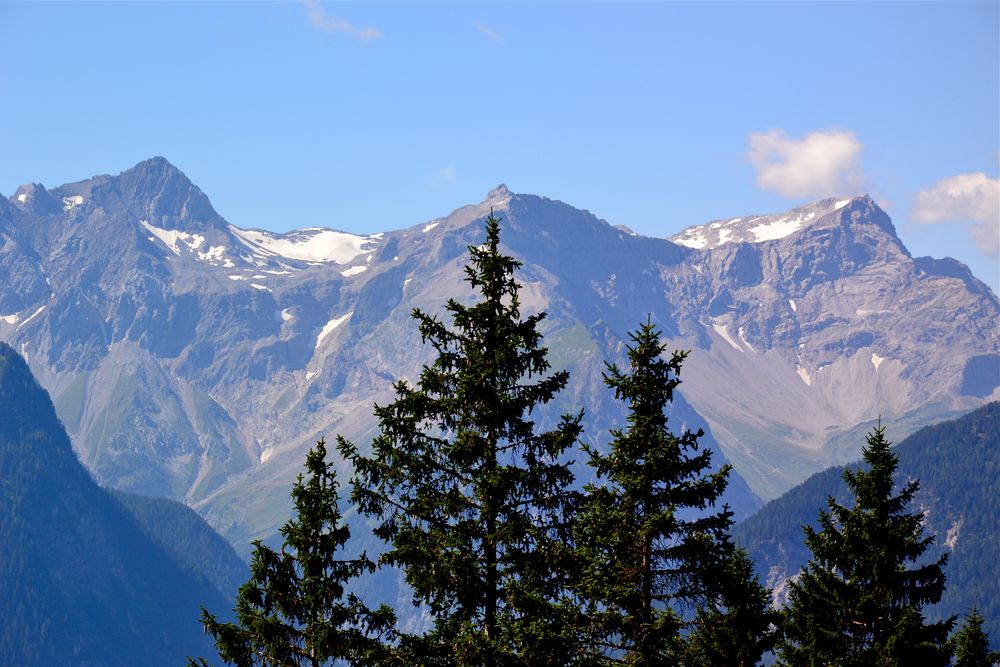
[683,546,779,667]
[193,439,394,667]
[952,609,1000,667]
[575,320,759,665]
[779,425,954,666]
[340,214,584,666]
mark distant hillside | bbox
[735,402,1000,641]
[111,490,247,600]
[0,342,233,666]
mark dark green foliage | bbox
[953,609,1000,667]
[898,403,1000,639]
[112,490,247,599]
[683,547,779,667]
[737,402,1000,642]
[341,214,584,665]
[575,321,773,665]
[196,439,395,666]
[0,343,224,666]
[779,425,954,666]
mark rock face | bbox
[667,197,998,497]
[0,158,996,548]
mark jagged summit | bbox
[10,182,63,215]
[114,156,224,230]
[485,183,512,203]
[120,155,185,182]
[670,195,874,250]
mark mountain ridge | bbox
[1,157,995,551]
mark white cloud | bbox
[429,164,457,188]
[423,164,459,190]
[912,172,1000,254]
[748,129,866,199]
[475,22,504,43]
[300,0,382,41]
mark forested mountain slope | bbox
[0,342,239,665]
[735,402,1000,639]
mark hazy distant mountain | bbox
[0,342,242,665]
[0,157,995,550]
[734,402,1000,640]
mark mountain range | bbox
[1,157,996,551]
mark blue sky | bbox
[1,2,997,291]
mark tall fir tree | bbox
[952,609,1000,667]
[193,439,395,667]
[574,320,768,665]
[340,214,584,666]
[682,546,779,667]
[779,425,954,666]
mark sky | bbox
[1,1,997,292]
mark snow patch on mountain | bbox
[675,231,709,249]
[18,305,45,328]
[669,197,862,250]
[1,314,19,324]
[141,220,240,268]
[62,195,84,211]
[341,265,367,277]
[198,245,227,263]
[141,220,201,255]
[230,226,377,264]
[712,322,742,351]
[871,353,885,371]
[316,312,352,349]
[749,212,815,241]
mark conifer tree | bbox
[779,425,953,666]
[193,439,395,667]
[952,609,1000,667]
[683,546,779,667]
[340,214,584,666]
[574,320,759,665]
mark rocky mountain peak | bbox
[121,155,184,185]
[114,156,224,232]
[485,183,513,204]
[670,194,881,250]
[10,182,63,215]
